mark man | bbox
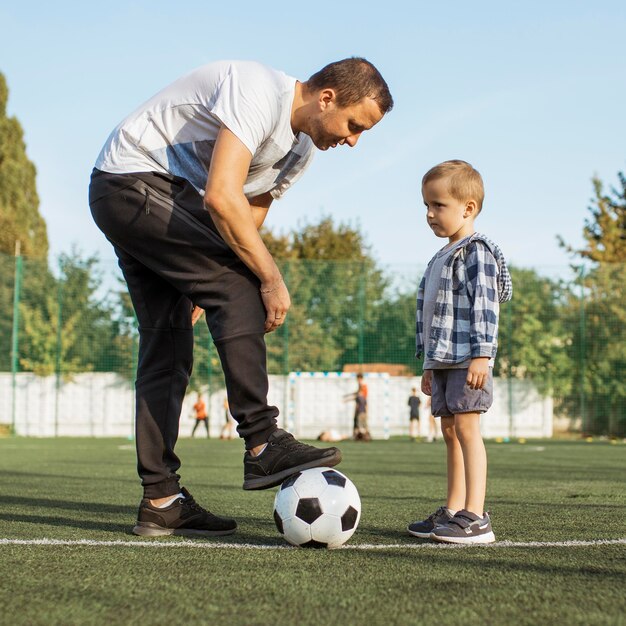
[89,58,393,538]
[352,373,371,441]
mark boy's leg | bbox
[441,416,465,512]
[407,372,459,538]
[431,369,495,544]
[453,412,487,515]
[431,370,465,512]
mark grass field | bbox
[0,436,624,626]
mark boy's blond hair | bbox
[422,160,484,213]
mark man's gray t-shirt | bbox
[95,61,315,200]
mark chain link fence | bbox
[0,251,624,436]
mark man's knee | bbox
[137,327,194,376]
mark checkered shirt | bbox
[416,233,513,364]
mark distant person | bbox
[220,397,236,440]
[407,160,512,544]
[352,373,371,441]
[317,429,349,443]
[191,393,209,438]
[89,58,392,537]
[408,387,421,440]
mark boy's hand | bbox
[467,357,489,390]
[421,370,433,396]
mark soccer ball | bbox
[273,467,361,549]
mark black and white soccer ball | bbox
[273,467,361,549]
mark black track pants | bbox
[89,169,278,498]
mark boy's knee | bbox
[440,418,457,443]
[453,414,482,441]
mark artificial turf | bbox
[0,437,624,625]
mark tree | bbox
[261,217,388,373]
[559,174,626,263]
[0,72,48,259]
[559,173,626,436]
[495,267,573,397]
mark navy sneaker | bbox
[243,429,342,490]
[132,487,237,537]
[407,506,454,538]
[430,510,495,544]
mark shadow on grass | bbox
[489,499,626,509]
[4,495,131,514]
[362,547,626,580]
[0,512,129,534]
[2,470,137,483]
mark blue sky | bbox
[1,0,625,271]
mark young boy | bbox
[408,160,512,544]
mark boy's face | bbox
[422,177,476,243]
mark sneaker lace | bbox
[273,431,311,452]
[427,506,448,523]
[182,494,207,515]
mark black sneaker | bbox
[132,487,237,537]
[430,510,495,544]
[242,428,342,490]
[407,506,454,538]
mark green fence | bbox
[1,251,624,436]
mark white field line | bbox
[0,538,624,550]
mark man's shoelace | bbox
[181,495,207,515]
[272,432,312,452]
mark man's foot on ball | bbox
[243,429,342,490]
[132,487,237,537]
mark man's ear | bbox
[319,88,336,110]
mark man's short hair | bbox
[422,160,485,212]
[307,57,393,114]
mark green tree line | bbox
[0,71,623,435]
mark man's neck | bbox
[291,81,309,135]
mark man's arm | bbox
[248,192,273,229]
[204,126,289,333]
[191,192,272,327]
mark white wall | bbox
[0,372,552,439]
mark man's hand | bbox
[261,277,290,333]
[191,306,204,326]
[467,357,489,390]
[421,370,433,396]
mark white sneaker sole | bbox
[430,530,496,544]
[407,528,433,538]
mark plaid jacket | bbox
[416,233,513,364]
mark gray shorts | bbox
[430,369,493,418]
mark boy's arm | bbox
[465,242,500,390]
[465,242,500,359]
[415,275,426,358]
